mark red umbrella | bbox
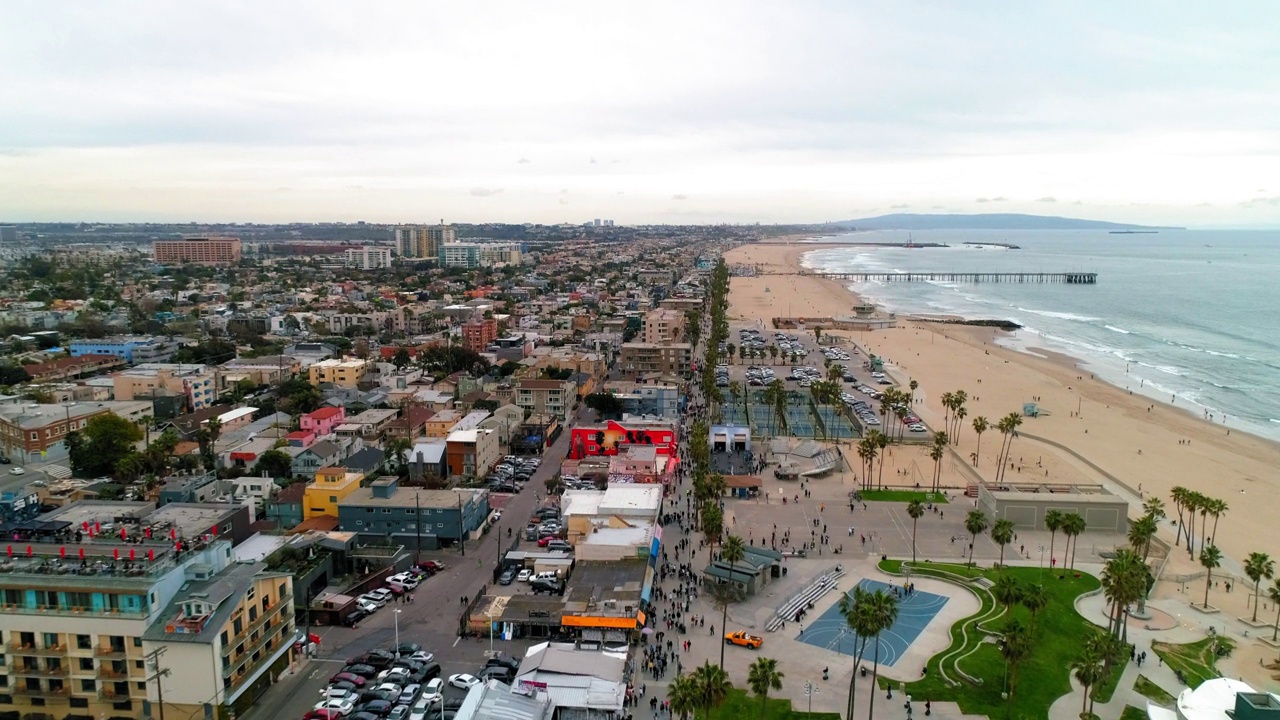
[147,549,154,562]
[120,528,127,540]
[82,521,89,531]
[145,527,151,539]
[170,528,176,541]
[113,548,119,561]
[94,522,100,533]
[129,549,135,561]
[60,547,66,559]
[79,548,85,560]
[26,546,32,557]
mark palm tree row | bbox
[940,390,968,445]
[1100,548,1152,644]
[992,411,1024,482]
[839,586,900,720]
[1071,630,1126,717]
[1169,486,1229,560]
[1043,510,1087,571]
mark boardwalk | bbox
[765,271,1097,284]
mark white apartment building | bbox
[344,246,393,270]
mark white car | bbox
[377,668,412,684]
[8,467,24,476]
[448,673,481,690]
[314,696,356,716]
[359,593,387,608]
[405,651,435,664]
[408,699,433,720]
[517,569,533,582]
[421,678,445,704]
[366,588,394,604]
[356,598,378,613]
[388,573,420,589]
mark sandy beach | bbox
[723,242,1280,579]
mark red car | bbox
[303,710,343,720]
[328,672,367,687]
[417,560,446,573]
[537,535,555,547]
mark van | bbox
[531,570,560,583]
[531,578,561,595]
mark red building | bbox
[567,420,680,484]
[461,316,498,353]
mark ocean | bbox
[800,229,1280,441]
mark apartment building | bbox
[618,343,692,379]
[303,466,365,520]
[25,354,127,383]
[307,358,371,388]
[602,381,682,419]
[0,400,153,464]
[394,223,454,259]
[640,308,686,344]
[461,316,498,353]
[445,428,499,479]
[113,363,217,412]
[325,307,405,334]
[217,356,300,391]
[344,246,393,270]
[515,378,575,421]
[153,236,242,265]
[438,242,523,268]
[0,528,294,720]
[336,479,488,549]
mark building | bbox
[602,381,681,419]
[394,223,453,259]
[561,484,662,550]
[303,466,365,520]
[512,645,627,718]
[640,308,686,345]
[336,478,488,550]
[461,315,499,353]
[1145,677,1280,720]
[439,242,522,268]
[307,357,371,388]
[617,342,692,379]
[424,409,463,439]
[113,363,217,412]
[445,428,499,479]
[24,353,127,383]
[70,336,186,364]
[515,379,574,421]
[0,225,16,243]
[344,246,393,269]
[290,440,343,479]
[217,356,300,391]
[300,407,345,436]
[0,400,153,464]
[153,236,242,265]
[976,482,1129,534]
[0,514,296,720]
[566,418,679,467]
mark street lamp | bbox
[393,609,402,657]
[803,681,819,714]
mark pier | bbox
[766,271,1097,284]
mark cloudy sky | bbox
[2,1,1278,226]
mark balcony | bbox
[13,685,71,702]
[9,664,69,677]
[221,594,292,656]
[94,646,128,659]
[224,622,294,677]
[97,665,130,680]
[7,642,68,657]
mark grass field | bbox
[1134,674,1176,705]
[1152,636,1234,689]
[877,560,1118,720]
[857,489,949,504]
[704,689,841,719]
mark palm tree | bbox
[1269,578,1280,642]
[747,657,784,720]
[908,378,918,404]
[993,574,1021,614]
[1170,486,1189,549]
[863,589,900,720]
[1021,583,1048,634]
[972,416,989,467]
[1246,552,1276,623]
[857,437,878,491]
[964,510,989,567]
[1142,496,1167,523]
[949,391,968,443]
[1200,544,1223,609]
[1208,498,1228,549]
[991,518,1015,568]
[1101,548,1150,642]
[718,535,747,669]
[668,673,700,720]
[691,661,732,719]
[764,379,787,433]
[1000,618,1032,717]
[1044,509,1065,569]
[1128,515,1158,561]
[1198,494,1213,556]
[930,430,949,492]
[385,436,412,475]
[940,391,954,444]
[906,500,925,563]
[874,429,890,489]
[839,586,875,720]
[768,345,779,365]
[726,343,736,364]
[1062,513,1087,571]
[1071,644,1106,717]
[702,503,724,566]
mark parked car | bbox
[498,567,517,585]
[329,672,368,687]
[448,674,481,690]
[516,569,533,582]
[314,697,357,716]
[421,678,445,704]
[342,664,378,679]
[724,630,764,649]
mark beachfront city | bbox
[2,5,1278,720]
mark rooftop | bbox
[0,400,153,428]
[340,486,484,510]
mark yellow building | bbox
[307,357,371,388]
[424,409,462,438]
[304,466,365,519]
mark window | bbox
[79,658,93,671]
[132,637,142,648]
[81,679,96,692]
[76,635,91,650]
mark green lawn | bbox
[1119,706,1148,720]
[857,489,949,504]
[704,689,841,719]
[1152,636,1234,689]
[1134,674,1176,705]
[877,562,1107,720]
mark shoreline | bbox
[723,241,1280,573]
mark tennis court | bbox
[721,394,749,426]
[814,405,857,439]
[785,404,816,437]
[795,578,949,666]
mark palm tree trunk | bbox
[1254,580,1263,624]
[1048,531,1056,571]
[912,518,919,564]
[1211,514,1221,547]
[877,452,885,490]
[720,600,729,669]
[1204,570,1212,608]
[1081,684,1090,714]
[975,432,982,466]
[868,639,880,720]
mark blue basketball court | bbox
[795,578,948,666]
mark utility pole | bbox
[144,647,171,720]
[414,491,422,565]
[457,492,465,557]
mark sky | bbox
[2,1,1279,227]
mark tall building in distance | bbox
[345,246,393,269]
[0,226,17,244]
[153,236,242,265]
[394,222,454,259]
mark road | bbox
[244,405,594,720]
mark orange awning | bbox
[561,615,639,629]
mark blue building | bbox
[69,335,184,364]
[337,478,488,550]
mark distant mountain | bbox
[827,213,1182,231]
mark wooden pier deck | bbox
[764,271,1097,284]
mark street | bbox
[243,405,593,720]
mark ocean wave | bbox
[1104,325,1131,334]
[1136,361,1184,377]
[1014,307,1102,322]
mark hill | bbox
[827,213,1182,231]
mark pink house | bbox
[284,430,316,448]
[301,407,345,436]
